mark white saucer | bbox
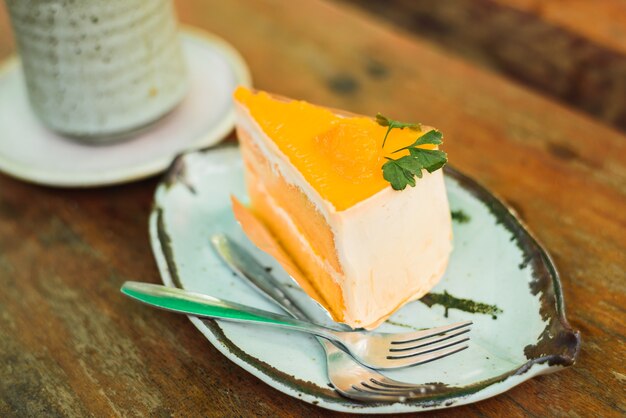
[0,27,251,187]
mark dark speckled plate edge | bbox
[149,144,581,412]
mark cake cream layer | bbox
[234,87,452,329]
[237,111,347,322]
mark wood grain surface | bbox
[1,0,625,416]
[339,0,626,132]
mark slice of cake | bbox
[233,87,452,329]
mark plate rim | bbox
[0,26,251,187]
[149,144,581,413]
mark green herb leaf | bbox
[394,155,424,179]
[382,155,426,190]
[376,113,422,148]
[378,123,447,190]
[409,148,448,173]
[392,130,443,154]
[382,160,411,190]
[410,129,443,147]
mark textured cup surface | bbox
[6,0,188,141]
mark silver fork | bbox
[122,280,471,371]
[211,233,471,400]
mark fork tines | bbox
[348,379,439,401]
[387,321,472,366]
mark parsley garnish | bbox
[376,115,447,191]
[376,113,421,148]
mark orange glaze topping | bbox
[234,87,436,211]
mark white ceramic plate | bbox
[149,145,580,413]
[0,27,250,187]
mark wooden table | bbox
[1,1,624,416]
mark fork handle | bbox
[210,234,311,320]
[121,281,342,341]
[212,234,352,330]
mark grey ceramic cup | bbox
[6,0,188,141]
